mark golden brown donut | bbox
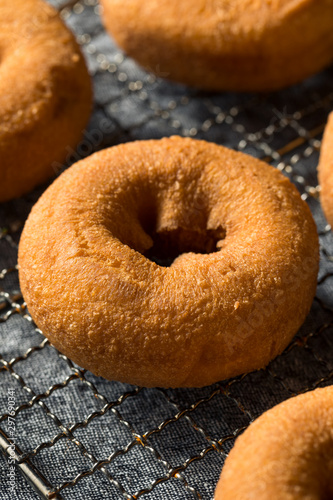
[100,0,333,92]
[318,112,333,228]
[18,137,319,388]
[215,385,333,500]
[0,0,92,202]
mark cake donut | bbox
[215,385,333,500]
[0,0,92,202]
[318,112,333,228]
[100,0,333,92]
[18,137,319,388]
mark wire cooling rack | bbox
[1,1,333,498]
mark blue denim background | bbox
[1,1,333,498]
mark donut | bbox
[100,0,333,92]
[18,137,319,388]
[318,112,333,228]
[215,385,333,500]
[0,0,92,202]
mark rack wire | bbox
[1,0,333,498]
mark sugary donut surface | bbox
[18,137,319,387]
[215,385,333,500]
[0,0,92,201]
[101,0,333,91]
[318,112,333,228]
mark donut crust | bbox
[100,0,333,92]
[318,112,333,228]
[215,386,333,500]
[18,137,319,388]
[0,0,92,201]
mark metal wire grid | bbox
[1,0,333,498]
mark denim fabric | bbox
[0,1,333,499]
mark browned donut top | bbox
[18,137,319,387]
[101,0,333,91]
[0,0,92,201]
[215,385,333,500]
[318,112,333,228]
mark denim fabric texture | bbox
[0,1,333,499]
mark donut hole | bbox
[135,200,226,267]
[138,205,225,266]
